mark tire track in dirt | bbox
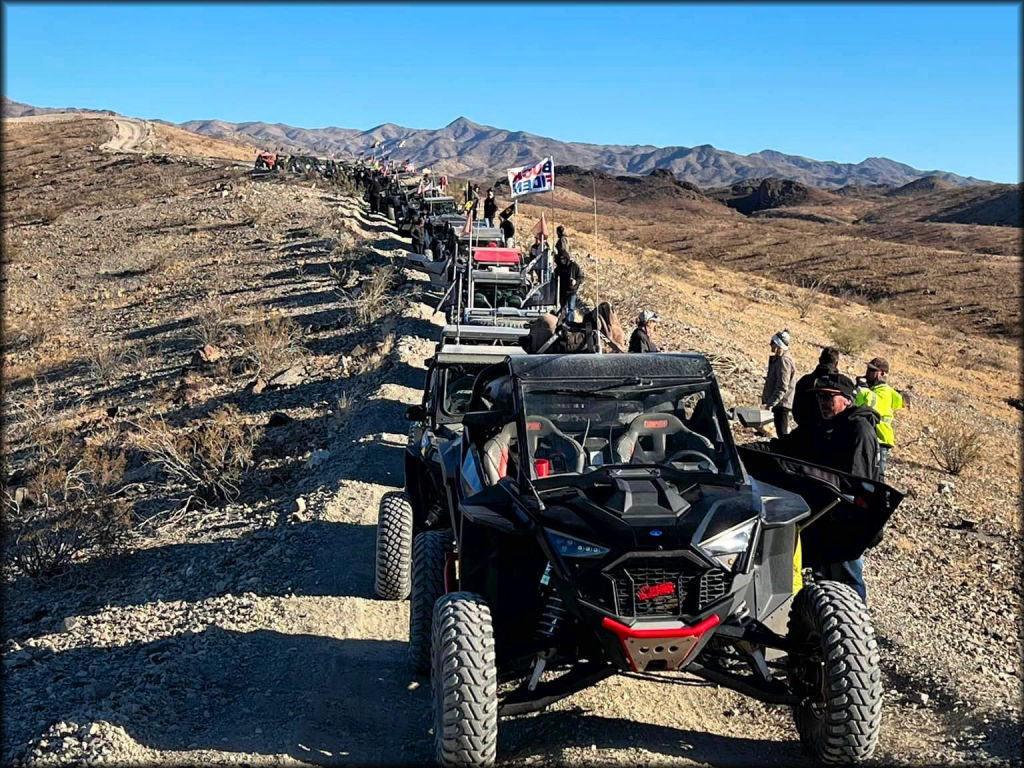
[99,117,151,153]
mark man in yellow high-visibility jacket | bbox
[854,357,906,482]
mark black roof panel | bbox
[508,353,713,381]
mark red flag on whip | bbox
[460,210,473,236]
[532,211,549,238]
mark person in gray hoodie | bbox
[762,329,797,436]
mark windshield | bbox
[441,364,487,416]
[520,379,740,480]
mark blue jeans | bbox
[483,217,493,228]
[878,445,890,482]
[562,293,578,315]
[814,557,866,603]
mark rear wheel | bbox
[374,492,414,600]
[788,581,882,764]
[408,529,451,673]
[431,592,497,768]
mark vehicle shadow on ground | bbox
[500,708,809,766]
[1,630,431,766]
[3,520,380,643]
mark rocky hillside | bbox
[1,114,1020,767]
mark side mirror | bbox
[405,404,426,422]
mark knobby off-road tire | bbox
[374,492,414,600]
[408,530,451,674]
[431,592,497,768]
[788,581,882,764]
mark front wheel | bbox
[787,581,882,764]
[374,492,414,600]
[431,592,497,768]
[408,530,451,674]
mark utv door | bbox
[738,446,904,567]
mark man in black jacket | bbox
[792,346,840,429]
[410,216,427,255]
[553,249,584,315]
[483,189,498,228]
[367,175,382,215]
[629,310,661,353]
[771,372,879,601]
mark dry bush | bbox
[121,339,153,370]
[130,404,255,509]
[793,277,823,319]
[239,309,305,378]
[86,341,122,384]
[189,295,237,348]
[2,427,131,577]
[828,321,876,357]
[929,417,984,475]
[3,312,51,352]
[146,250,176,275]
[920,345,945,368]
[341,265,401,325]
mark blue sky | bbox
[4,3,1020,181]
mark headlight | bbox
[547,531,609,558]
[699,519,756,570]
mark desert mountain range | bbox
[2,97,990,188]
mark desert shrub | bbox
[239,309,305,378]
[921,345,945,368]
[929,417,984,475]
[793,277,823,320]
[2,427,131,578]
[189,295,237,348]
[87,342,122,384]
[340,265,402,325]
[828,321,876,357]
[146,250,176,274]
[120,339,153,370]
[3,312,51,352]
[130,404,255,509]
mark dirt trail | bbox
[4,113,152,152]
[99,117,151,152]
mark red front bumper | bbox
[601,614,721,672]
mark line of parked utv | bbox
[374,179,904,767]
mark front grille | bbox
[599,558,732,618]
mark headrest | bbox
[627,412,685,435]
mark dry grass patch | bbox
[239,309,306,379]
[130,404,256,510]
[189,295,238,348]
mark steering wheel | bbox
[665,449,718,472]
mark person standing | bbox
[855,357,906,482]
[792,346,840,430]
[772,372,880,602]
[367,174,383,215]
[554,225,571,261]
[553,249,584,315]
[410,216,427,255]
[629,310,661,353]
[499,215,515,248]
[527,233,550,281]
[483,189,498,228]
[762,329,797,437]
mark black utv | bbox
[373,343,526,600]
[410,353,902,767]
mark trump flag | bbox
[507,157,555,198]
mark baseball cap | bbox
[866,357,889,373]
[810,372,856,399]
[638,310,661,324]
